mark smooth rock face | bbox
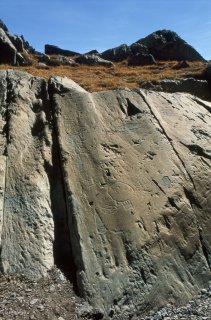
[0,71,211,317]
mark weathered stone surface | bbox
[75,54,113,66]
[50,77,211,316]
[0,70,72,279]
[140,78,211,101]
[136,29,205,61]
[0,71,210,318]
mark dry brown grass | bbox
[0,57,206,92]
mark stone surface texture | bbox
[0,71,210,318]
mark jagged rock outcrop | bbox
[45,44,80,57]
[0,28,25,65]
[100,30,205,63]
[140,78,211,101]
[75,54,113,66]
[101,44,132,62]
[0,71,211,318]
[136,30,205,61]
[0,20,34,65]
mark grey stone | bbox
[75,54,113,66]
[0,71,210,318]
[140,78,211,101]
[49,76,211,316]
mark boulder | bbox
[0,28,25,65]
[136,30,205,61]
[57,55,77,66]
[0,70,73,280]
[140,78,211,101]
[7,33,24,52]
[128,53,156,66]
[101,44,131,61]
[45,44,80,57]
[75,54,113,66]
[0,71,210,318]
[50,77,211,317]
[173,60,190,69]
[38,53,51,64]
[130,42,148,55]
[202,64,211,82]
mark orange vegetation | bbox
[0,57,206,92]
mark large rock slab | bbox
[50,77,211,317]
[0,71,210,318]
[0,70,72,279]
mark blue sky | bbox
[1,0,211,59]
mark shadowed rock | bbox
[136,29,205,61]
[128,53,156,66]
[45,44,80,57]
[101,44,131,61]
[140,78,211,101]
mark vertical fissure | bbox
[0,71,11,271]
[199,230,211,270]
[46,80,79,293]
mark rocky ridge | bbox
[0,69,210,318]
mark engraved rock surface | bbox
[0,71,210,317]
[50,77,211,316]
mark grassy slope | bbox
[0,55,206,92]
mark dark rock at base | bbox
[45,44,80,57]
[101,44,131,61]
[136,30,205,61]
[202,64,211,82]
[140,77,211,100]
[38,54,51,64]
[130,43,148,55]
[173,60,190,69]
[128,53,156,66]
[75,54,113,66]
